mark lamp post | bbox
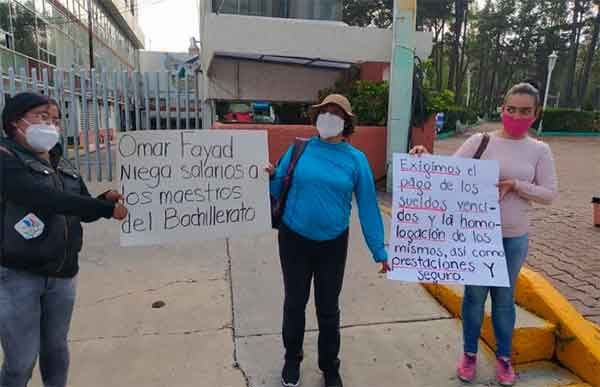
[538,51,558,134]
[466,67,472,108]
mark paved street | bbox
[435,124,600,324]
[0,155,584,386]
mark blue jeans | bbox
[462,234,529,358]
[0,267,76,387]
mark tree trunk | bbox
[448,0,464,91]
[576,7,600,108]
[564,1,582,107]
[437,20,445,91]
[476,55,486,111]
[456,3,469,104]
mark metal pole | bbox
[386,0,417,192]
[176,79,181,129]
[31,68,38,94]
[91,69,102,181]
[166,71,171,129]
[8,67,16,96]
[87,0,95,69]
[134,72,141,130]
[185,74,190,129]
[19,67,27,92]
[194,73,200,128]
[69,69,80,171]
[123,72,131,131]
[155,72,161,129]
[80,69,92,180]
[144,72,151,130]
[538,55,556,135]
[103,71,113,181]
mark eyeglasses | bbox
[504,106,535,115]
[27,111,50,120]
[23,112,60,126]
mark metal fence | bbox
[0,67,202,182]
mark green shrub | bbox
[540,108,599,132]
[441,106,478,132]
[319,83,478,129]
[319,80,389,126]
[348,81,389,126]
[425,89,455,115]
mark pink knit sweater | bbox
[454,133,559,238]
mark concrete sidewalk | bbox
[2,179,583,386]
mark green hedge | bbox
[540,108,600,132]
[441,106,478,132]
[319,80,389,126]
[319,82,479,129]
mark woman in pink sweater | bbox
[412,82,558,386]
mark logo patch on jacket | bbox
[14,213,45,240]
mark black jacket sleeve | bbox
[79,180,114,223]
[2,152,115,220]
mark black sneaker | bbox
[324,370,343,387]
[281,361,300,387]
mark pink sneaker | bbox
[456,353,477,383]
[496,357,517,386]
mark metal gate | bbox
[0,67,202,182]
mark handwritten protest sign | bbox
[117,130,270,247]
[387,154,509,287]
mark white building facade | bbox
[198,0,432,127]
[0,0,145,76]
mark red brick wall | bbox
[213,123,388,180]
[360,62,390,82]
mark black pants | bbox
[278,223,349,373]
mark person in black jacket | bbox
[0,92,127,387]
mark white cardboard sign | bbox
[387,154,510,287]
[117,130,271,247]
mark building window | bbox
[211,0,341,21]
[0,0,14,49]
[12,1,39,59]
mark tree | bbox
[448,0,466,94]
[418,0,453,90]
[563,0,593,106]
[576,2,600,108]
[342,0,393,28]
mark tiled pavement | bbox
[431,124,600,324]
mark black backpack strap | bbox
[278,138,308,206]
[473,133,490,160]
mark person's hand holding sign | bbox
[379,260,392,274]
[103,190,123,202]
[265,163,275,177]
[409,145,429,156]
[498,179,516,201]
[112,203,128,220]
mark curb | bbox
[435,130,456,140]
[537,131,600,137]
[515,269,600,386]
[422,283,555,365]
[380,205,600,385]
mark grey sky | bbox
[139,0,199,53]
[138,0,489,52]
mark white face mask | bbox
[316,113,345,139]
[21,120,60,152]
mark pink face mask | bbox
[501,113,535,138]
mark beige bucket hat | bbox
[310,94,355,118]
